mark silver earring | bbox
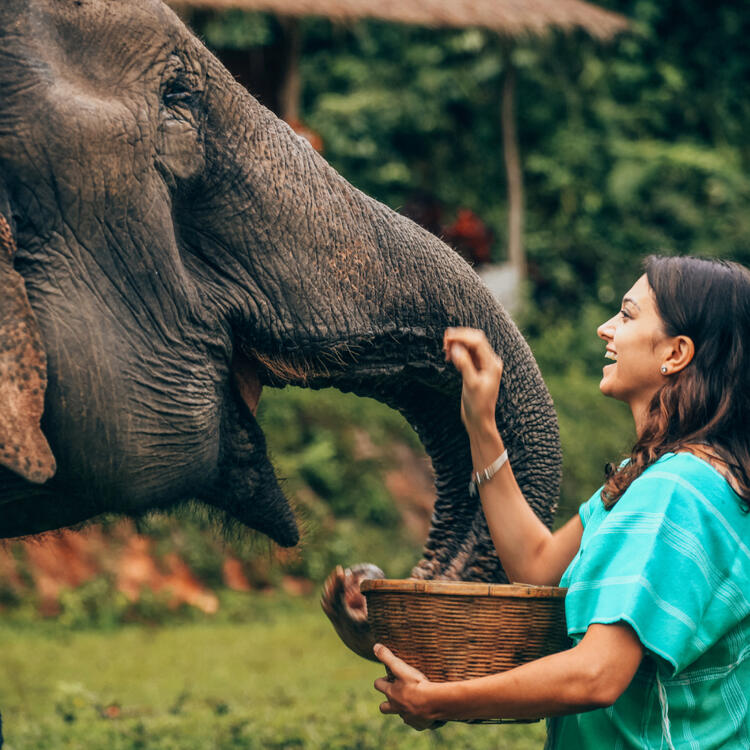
[660,365,668,374]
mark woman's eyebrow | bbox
[622,296,641,311]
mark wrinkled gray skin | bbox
[0,0,561,660]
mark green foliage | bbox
[57,579,130,630]
[301,23,510,215]
[259,387,413,523]
[192,0,750,309]
[257,387,424,579]
[200,9,274,49]
[506,0,750,325]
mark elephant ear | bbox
[0,211,56,483]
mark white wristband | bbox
[468,449,509,497]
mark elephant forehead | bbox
[1,0,188,97]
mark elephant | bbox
[0,0,561,663]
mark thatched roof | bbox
[168,0,629,41]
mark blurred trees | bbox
[196,0,750,329]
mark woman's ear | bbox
[664,335,695,375]
[0,207,57,484]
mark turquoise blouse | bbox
[546,452,750,749]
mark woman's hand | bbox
[373,644,444,731]
[443,327,504,435]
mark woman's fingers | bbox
[379,701,398,715]
[374,654,440,731]
[444,328,503,380]
[444,327,499,366]
[373,643,397,667]
[382,704,432,730]
[446,343,479,387]
[373,644,426,682]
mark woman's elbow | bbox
[567,623,643,711]
[586,680,625,710]
[575,662,632,710]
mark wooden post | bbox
[501,46,525,279]
[279,16,301,123]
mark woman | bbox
[373,256,750,748]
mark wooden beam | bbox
[501,48,525,278]
[279,16,301,123]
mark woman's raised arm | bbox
[443,327,582,585]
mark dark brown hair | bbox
[602,255,750,510]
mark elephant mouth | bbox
[234,330,481,578]
[232,349,263,416]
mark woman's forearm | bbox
[426,651,603,721]
[468,422,554,584]
[467,422,581,585]
[443,327,581,585]
[424,625,642,722]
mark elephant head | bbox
[0,0,560,606]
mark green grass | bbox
[0,593,546,749]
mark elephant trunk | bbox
[182,50,561,565]
[344,295,561,582]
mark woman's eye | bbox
[619,308,632,320]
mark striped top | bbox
[547,452,750,749]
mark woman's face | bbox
[597,274,671,410]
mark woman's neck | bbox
[630,401,651,439]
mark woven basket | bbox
[362,579,570,723]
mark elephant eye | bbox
[163,78,194,105]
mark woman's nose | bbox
[597,316,616,342]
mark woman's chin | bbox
[599,376,616,399]
[599,363,618,395]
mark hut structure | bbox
[168,0,629,302]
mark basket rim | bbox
[360,579,567,598]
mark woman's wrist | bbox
[420,680,449,721]
[467,423,505,470]
[465,415,501,441]
[422,679,471,722]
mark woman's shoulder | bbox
[624,451,746,523]
[582,452,745,530]
[643,451,738,492]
